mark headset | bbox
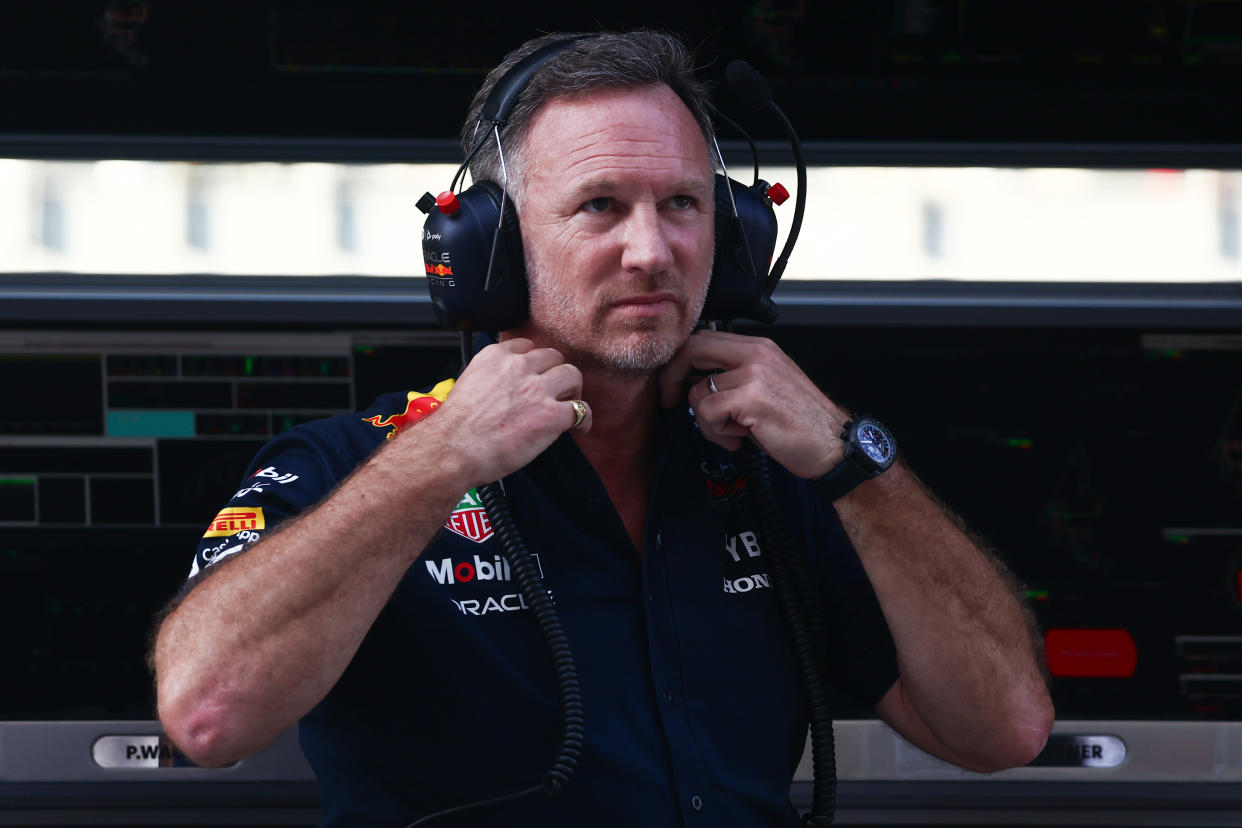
[415,36,806,333]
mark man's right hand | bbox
[426,339,589,487]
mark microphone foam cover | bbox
[726,60,773,111]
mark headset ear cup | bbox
[422,180,529,332]
[703,174,738,319]
[481,180,528,293]
[473,180,528,306]
[702,174,778,322]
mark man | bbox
[154,31,1053,827]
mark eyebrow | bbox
[565,177,712,202]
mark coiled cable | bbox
[477,480,585,795]
[403,478,584,827]
[738,447,837,826]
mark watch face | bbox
[855,421,895,466]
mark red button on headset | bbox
[766,182,789,205]
[436,190,460,215]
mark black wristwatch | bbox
[813,416,898,500]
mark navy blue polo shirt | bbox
[184,382,899,828]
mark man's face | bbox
[512,83,715,374]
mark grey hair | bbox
[461,30,718,205]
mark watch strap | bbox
[811,455,875,501]
[811,417,894,501]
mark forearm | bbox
[154,434,470,766]
[660,331,1052,765]
[154,340,585,766]
[833,463,1053,767]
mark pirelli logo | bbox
[203,507,265,538]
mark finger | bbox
[691,388,752,441]
[565,399,592,433]
[659,333,728,407]
[685,375,714,413]
[499,337,535,354]
[521,346,568,375]
[659,330,764,407]
[704,369,735,395]
[658,345,696,408]
[543,362,584,400]
[692,397,744,451]
[686,370,740,414]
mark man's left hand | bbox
[659,330,851,479]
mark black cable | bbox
[477,481,585,796]
[765,104,807,291]
[400,481,584,827]
[738,447,837,826]
[449,128,494,194]
[403,783,543,828]
[403,333,584,826]
[705,101,760,185]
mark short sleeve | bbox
[180,427,346,597]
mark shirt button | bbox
[691,795,703,811]
[663,691,674,704]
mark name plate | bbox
[91,735,215,769]
[1029,734,1126,768]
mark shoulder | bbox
[354,379,455,442]
[180,380,456,588]
[281,379,457,465]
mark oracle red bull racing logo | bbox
[362,379,454,439]
[444,488,492,542]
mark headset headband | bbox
[479,37,591,126]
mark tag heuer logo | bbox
[444,488,493,543]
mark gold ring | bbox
[707,374,720,394]
[568,399,589,430]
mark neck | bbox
[496,330,663,552]
[572,367,660,476]
[572,366,660,554]
[495,330,662,474]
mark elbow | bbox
[1010,694,1056,768]
[976,693,1056,773]
[156,667,255,768]
[154,626,261,768]
[158,692,247,768]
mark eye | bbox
[581,197,612,213]
[668,194,696,210]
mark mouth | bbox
[608,291,680,318]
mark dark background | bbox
[3,0,1242,151]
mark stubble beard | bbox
[525,259,710,376]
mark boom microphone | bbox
[726,60,773,111]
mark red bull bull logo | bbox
[424,263,454,277]
[362,379,454,439]
[706,475,746,502]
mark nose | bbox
[620,205,675,275]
